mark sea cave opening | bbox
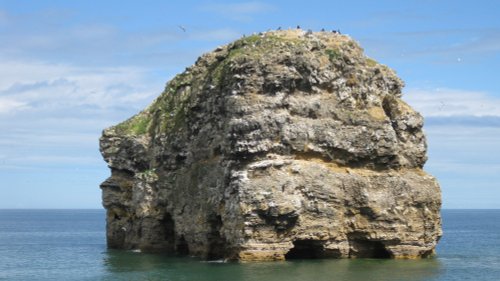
[176,235,189,256]
[285,240,325,259]
[207,214,227,260]
[349,240,392,258]
[161,213,175,242]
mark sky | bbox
[0,0,499,209]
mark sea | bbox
[0,209,499,281]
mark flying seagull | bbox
[178,25,186,32]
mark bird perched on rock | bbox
[296,25,301,29]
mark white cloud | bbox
[0,58,166,172]
[425,125,500,157]
[404,88,500,117]
[0,60,71,90]
[422,124,500,209]
[0,97,30,114]
[0,58,161,113]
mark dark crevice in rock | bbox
[347,233,391,258]
[293,151,397,171]
[420,249,434,258]
[161,213,175,243]
[176,235,189,256]
[111,168,135,178]
[382,96,399,133]
[137,225,142,239]
[285,240,325,259]
[212,145,222,157]
[293,151,333,162]
[207,214,227,259]
[359,206,377,219]
[351,240,391,258]
[257,208,298,233]
[100,177,121,191]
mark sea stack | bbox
[99,30,442,261]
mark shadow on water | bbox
[102,250,442,281]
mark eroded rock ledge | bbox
[99,29,442,261]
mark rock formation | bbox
[99,30,442,261]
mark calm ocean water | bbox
[0,209,499,281]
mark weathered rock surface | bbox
[99,30,442,261]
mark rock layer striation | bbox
[100,30,442,261]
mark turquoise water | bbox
[0,210,499,281]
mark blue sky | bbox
[0,0,499,209]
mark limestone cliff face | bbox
[99,30,442,261]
